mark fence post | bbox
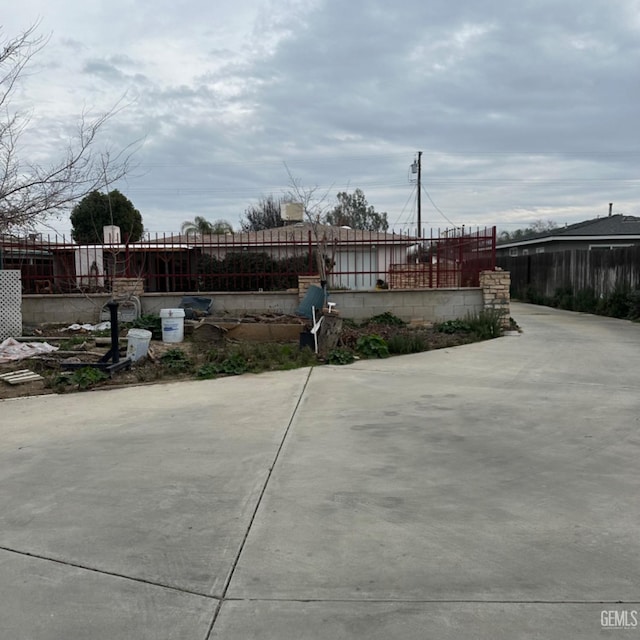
[479,269,511,328]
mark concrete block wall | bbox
[479,269,511,327]
[141,292,298,317]
[21,294,110,326]
[330,289,483,323]
[21,287,488,327]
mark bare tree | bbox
[283,165,336,285]
[241,195,285,231]
[0,24,135,233]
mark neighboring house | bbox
[3,223,498,293]
[496,214,640,257]
[2,224,416,293]
[197,223,416,291]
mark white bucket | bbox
[159,308,185,343]
[126,328,152,362]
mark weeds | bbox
[386,333,427,354]
[202,342,317,376]
[160,348,193,373]
[435,319,471,334]
[356,334,389,358]
[49,367,109,391]
[363,312,406,327]
[131,314,163,340]
[327,348,356,365]
[465,310,503,339]
[197,353,248,377]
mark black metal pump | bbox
[60,301,132,375]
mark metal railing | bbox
[1,226,496,294]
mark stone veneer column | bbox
[479,269,511,328]
[297,275,322,301]
[112,277,145,297]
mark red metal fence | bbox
[1,226,496,294]
[389,226,497,289]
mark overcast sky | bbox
[5,0,640,236]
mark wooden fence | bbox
[498,246,640,298]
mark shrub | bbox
[465,309,503,339]
[356,334,389,358]
[573,288,598,313]
[627,289,640,320]
[386,333,427,354]
[363,312,406,327]
[597,287,631,318]
[327,348,355,365]
[435,319,471,334]
[131,314,162,340]
[551,286,574,310]
[521,285,546,305]
[197,251,317,291]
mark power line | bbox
[421,184,457,228]
[392,185,418,228]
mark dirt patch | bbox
[0,314,490,400]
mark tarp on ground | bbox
[0,338,58,364]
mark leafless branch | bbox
[283,162,335,282]
[0,24,138,233]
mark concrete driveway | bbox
[1,302,639,639]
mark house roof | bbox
[498,214,640,248]
[163,223,417,245]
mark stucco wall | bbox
[21,288,483,326]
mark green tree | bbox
[70,190,143,243]
[499,219,558,242]
[181,216,232,236]
[241,195,284,231]
[324,189,389,231]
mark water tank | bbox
[281,202,304,222]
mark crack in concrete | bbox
[205,367,314,640]
[223,597,640,604]
[0,544,218,601]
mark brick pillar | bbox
[479,269,511,328]
[112,277,145,297]
[298,275,322,301]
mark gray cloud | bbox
[6,0,640,233]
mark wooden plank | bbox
[0,370,44,385]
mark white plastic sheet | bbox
[62,322,111,332]
[0,338,59,364]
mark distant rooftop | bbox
[498,214,640,246]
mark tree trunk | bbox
[317,314,343,357]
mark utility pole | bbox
[416,150,422,238]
